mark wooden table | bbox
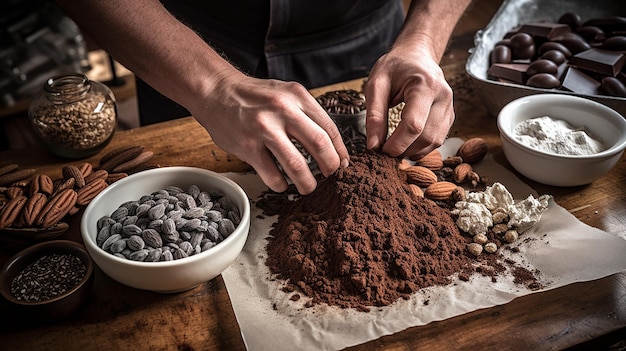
[2,1,626,349]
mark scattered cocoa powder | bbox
[262,150,542,312]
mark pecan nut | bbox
[51,177,75,197]
[76,178,107,206]
[112,150,154,173]
[84,169,109,184]
[0,195,28,228]
[29,173,54,196]
[6,186,24,199]
[0,168,36,187]
[35,189,77,228]
[22,192,48,226]
[99,145,144,172]
[78,162,93,178]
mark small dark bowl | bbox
[0,240,94,322]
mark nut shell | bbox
[424,181,457,201]
[457,138,488,164]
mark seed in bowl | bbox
[95,184,241,262]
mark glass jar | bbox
[28,74,117,158]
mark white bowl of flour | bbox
[497,94,626,186]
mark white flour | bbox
[513,116,606,155]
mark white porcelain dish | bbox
[497,94,626,186]
[80,167,250,293]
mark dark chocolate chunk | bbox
[510,33,535,59]
[569,48,626,77]
[487,63,529,84]
[600,36,626,51]
[601,77,626,97]
[558,12,582,31]
[519,22,571,40]
[577,26,606,42]
[527,73,561,89]
[490,45,512,64]
[557,32,592,54]
[582,16,626,36]
[560,67,601,95]
[538,42,572,58]
[540,50,567,65]
[527,59,559,76]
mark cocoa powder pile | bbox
[265,150,476,311]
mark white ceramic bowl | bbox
[80,167,250,293]
[497,94,626,186]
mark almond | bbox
[424,181,457,201]
[411,149,443,170]
[62,165,86,188]
[404,166,438,187]
[457,138,488,164]
[407,184,424,198]
[453,163,473,183]
[398,159,412,171]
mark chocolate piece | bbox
[601,77,626,97]
[519,22,571,40]
[487,63,529,84]
[540,50,567,65]
[558,12,582,31]
[556,62,569,81]
[538,42,572,58]
[577,26,605,42]
[600,36,626,51]
[557,32,592,54]
[560,67,601,95]
[569,48,626,77]
[510,33,535,59]
[527,73,561,89]
[527,59,559,76]
[582,16,626,36]
[491,45,512,64]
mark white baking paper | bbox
[221,137,626,351]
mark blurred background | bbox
[0,0,501,151]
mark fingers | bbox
[294,86,351,176]
[383,88,454,158]
[364,77,391,151]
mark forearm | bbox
[394,0,472,61]
[54,0,239,113]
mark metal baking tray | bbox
[465,0,626,117]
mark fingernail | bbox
[367,135,380,150]
[340,157,349,168]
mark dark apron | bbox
[137,0,404,125]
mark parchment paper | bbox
[221,138,626,351]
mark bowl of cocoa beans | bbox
[0,240,95,322]
[80,166,250,293]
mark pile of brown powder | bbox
[265,150,475,311]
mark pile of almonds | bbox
[0,145,157,230]
[400,137,489,203]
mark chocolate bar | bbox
[569,48,626,77]
[519,22,571,40]
[487,63,529,84]
[560,67,601,95]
